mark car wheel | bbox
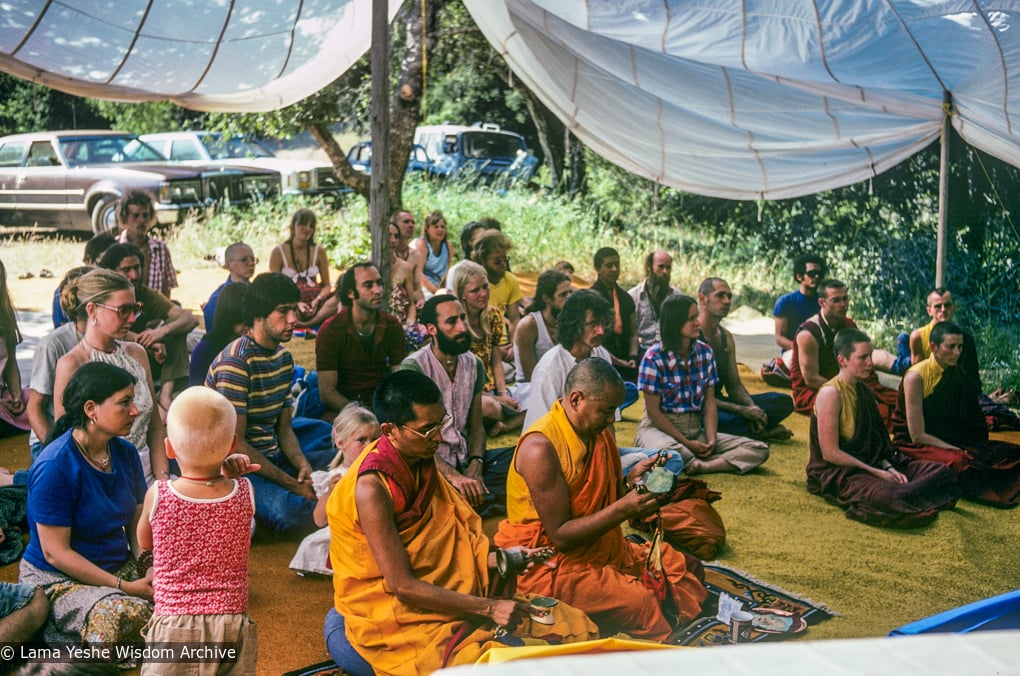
[91,196,119,235]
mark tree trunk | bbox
[308,123,370,199]
[566,131,586,198]
[386,1,437,211]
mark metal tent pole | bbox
[936,91,952,287]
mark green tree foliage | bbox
[0,73,106,135]
[87,99,199,135]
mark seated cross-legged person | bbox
[206,273,332,534]
[808,328,960,527]
[399,295,508,514]
[512,269,572,411]
[495,358,708,641]
[773,253,826,367]
[697,278,793,440]
[325,370,597,676]
[635,295,769,475]
[203,242,256,335]
[892,321,1020,507]
[315,263,407,420]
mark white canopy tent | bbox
[2,0,1018,201]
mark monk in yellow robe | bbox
[327,370,596,676]
[495,358,708,641]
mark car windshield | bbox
[461,132,524,159]
[59,136,166,167]
[200,135,274,160]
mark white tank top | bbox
[514,311,555,383]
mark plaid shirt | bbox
[638,340,719,413]
[118,232,178,296]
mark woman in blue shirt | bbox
[20,362,152,648]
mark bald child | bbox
[137,387,260,675]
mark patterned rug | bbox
[669,562,838,646]
[283,661,344,676]
[283,564,837,674]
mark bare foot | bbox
[487,421,506,438]
[762,425,794,441]
[684,458,704,474]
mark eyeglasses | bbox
[231,256,258,264]
[929,302,955,310]
[402,414,452,439]
[96,302,143,319]
[804,270,823,279]
[488,256,510,265]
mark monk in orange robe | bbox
[495,358,708,641]
[327,371,596,676]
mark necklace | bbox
[72,432,111,470]
[432,346,457,369]
[81,334,116,355]
[178,474,225,486]
[289,240,313,280]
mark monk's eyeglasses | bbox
[402,414,452,439]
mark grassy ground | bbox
[2,223,1019,673]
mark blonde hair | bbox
[58,265,97,320]
[74,268,132,313]
[166,387,238,468]
[451,260,490,343]
[329,403,379,470]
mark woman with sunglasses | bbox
[51,268,168,483]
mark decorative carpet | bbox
[282,659,344,676]
[670,563,837,647]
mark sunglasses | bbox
[402,414,452,439]
[96,302,143,319]
[929,302,955,311]
[804,270,823,279]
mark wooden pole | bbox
[936,90,951,287]
[370,0,391,284]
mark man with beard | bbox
[208,273,332,533]
[512,269,573,410]
[698,278,794,440]
[590,247,639,380]
[400,295,502,511]
[791,279,898,425]
[629,250,680,359]
[892,321,1020,506]
[315,262,407,420]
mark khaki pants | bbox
[141,613,257,676]
[634,411,769,474]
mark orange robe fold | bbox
[495,401,707,641]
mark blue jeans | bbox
[717,392,794,437]
[324,609,375,676]
[252,423,336,534]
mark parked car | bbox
[414,123,533,179]
[347,124,536,183]
[0,130,280,234]
[346,141,431,175]
[141,131,347,200]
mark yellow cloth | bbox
[328,438,493,675]
[907,353,946,399]
[497,401,707,641]
[489,271,523,317]
[917,320,935,359]
[817,376,858,441]
[478,636,679,664]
